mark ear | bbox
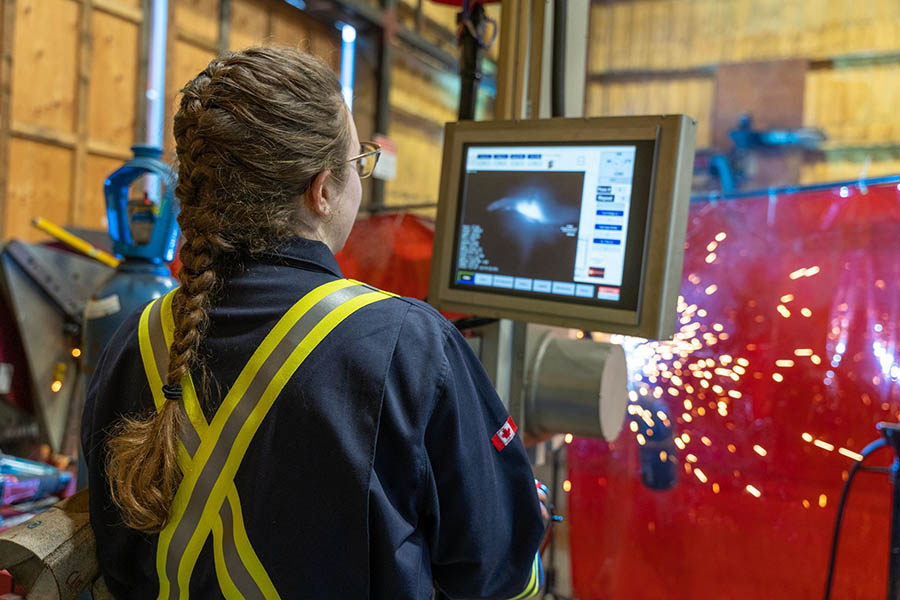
[305,170,333,218]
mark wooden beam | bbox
[10,121,79,149]
[93,0,142,24]
[176,27,218,54]
[135,0,150,143]
[87,138,133,161]
[0,0,16,237]
[218,0,231,54]
[163,0,175,153]
[70,0,93,227]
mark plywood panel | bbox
[712,60,807,151]
[6,139,73,241]
[166,40,216,151]
[230,0,270,50]
[175,0,219,43]
[81,154,122,230]
[89,11,139,151]
[10,0,78,132]
[270,2,309,49]
[103,0,141,9]
[384,119,442,209]
[306,20,340,73]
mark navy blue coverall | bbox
[82,236,545,599]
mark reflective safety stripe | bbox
[509,552,543,600]
[140,291,277,599]
[139,279,391,599]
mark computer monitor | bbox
[428,116,697,339]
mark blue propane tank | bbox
[81,145,179,444]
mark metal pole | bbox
[458,2,485,121]
[146,0,168,149]
[371,0,395,208]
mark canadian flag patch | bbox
[491,416,518,451]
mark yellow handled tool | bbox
[31,218,120,269]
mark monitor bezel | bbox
[428,116,697,339]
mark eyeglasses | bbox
[348,141,381,179]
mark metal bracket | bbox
[3,241,85,326]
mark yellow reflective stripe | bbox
[159,289,207,432]
[158,288,280,600]
[159,278,362,598]
[509,553,541,600]
[226,486,279,599]
[346,278,399,298]
[176,289,388,594]
[211,516,242,600]
[138,301,165,412]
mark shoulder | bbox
[85,301,153,416]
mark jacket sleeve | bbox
[423,323,545,600]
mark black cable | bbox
[452,316,499,331]
[823,437,888,600]
[550,0,567,118]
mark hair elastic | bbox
[162,384,183,401]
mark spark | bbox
[802,432,813,442]
[838,447,863,461]
[780,294,794,303]
[794,348,814,356]
[705,285,718,295]
[777,305,792,318]
[814,439,835,452]
[563,480,572,492]
[745,485,762,498]
[775,359,795,368]
[819,494,827,507]
[753,445,767,457]
[801,308,812,317]
[686,454,698,463]
[694,468,708,483]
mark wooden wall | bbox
[1,0,141,242]
[587,0,900,185]
[382,2,499,214]
[0,0,344,242]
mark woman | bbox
[82,47,546,599]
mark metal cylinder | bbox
[525,335,627,440]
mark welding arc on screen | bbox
[462,171,584,282]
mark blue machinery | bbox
[82,146,180,390]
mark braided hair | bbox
[105,47,352,532]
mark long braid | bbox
[105,47,352,532]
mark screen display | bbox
[450,141,655,310]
